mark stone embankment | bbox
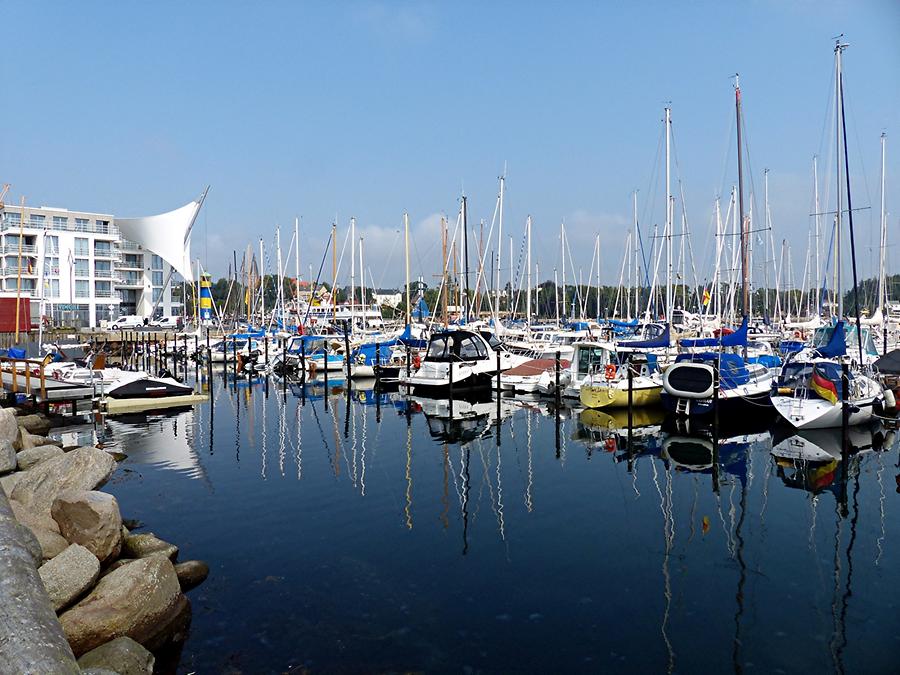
[0,408,208,674]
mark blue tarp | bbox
[815,320,847,358]
[617,324,670,349]
[680,317,749,349]
[398,324,428,349]
[351,339,398,366]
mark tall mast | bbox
[359,236,366,329]
[496,173,504,322]
[764,169,770,318]
[878,132,887,314]
[441,216,448,327]
[259,237,265,326]
[404,212,411,325]
[554,267,560,325]
[331,222,337,325]
[560,222,566,320]
[665,106,673,325]
[526,216,532,328]
[294,217,300,327]
[835,42,844,318]
[813,157,821,315]
[350,216,356,332]
[462,196,470,323]
[595,234,601,319]
[633,190,640,319]
[276,225,284,329]
[735,76,749,320]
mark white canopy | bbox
[114,191,207,282]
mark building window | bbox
[29,214,45,226]
[96,305,113,322]
[73,258,89,278]
[74,237,89,256]
[6,212,20,225]
[95,281,111,298]
[94,241,112,256]
[75,280,90,298]
[45,257,60,276]
[52,216,68,230]
[152,287,163,303]
[152,271,164,286]
[74,218,89,232]
[46,279,60,298]
[122,271,141,285]
[95,220,109,234]
[94,260,111,277]
[45,235,59,254]
[151,255,163,271]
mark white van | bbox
[110,315,146,330]
[150,316,183,329]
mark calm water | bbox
[60,371,900,674]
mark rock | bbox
[0,407,18,445]
[0,470,21,496]
[108,451,128,462]
[38,543,100,612]
[121,518,143,530]
[32,527,70,561]
[10,497,60,533]
[80,669,120,675]
[20,429,61,450]
[17,444,64,471]
[51,490,122,563]
[77,636,155,675]
[15,522,43,567]
[0,439,15,474]
[174,560,209,590]
[9,447,116,516]
[122,532,178,561]
[100,558,136,578]
[17,413,51,436]
[59,555,188,656]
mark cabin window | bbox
[427,336,451,359]
[458,336,487,360]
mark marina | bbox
[0,2,898,673]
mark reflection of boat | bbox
[771,425,883,463]
[661,429,768,475]
[579,406,664,430]
[105,412,206,480]
[573,407,664,457]
[411,393,516,444]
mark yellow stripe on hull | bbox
[579,384,662,410]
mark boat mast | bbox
[526,215,532,328]
[404,211,411,326]
[560,222,566,321]
[441,216,448,327]
[259,237,265,327]
[554,267,560,325]
[496,173,505,322]
[735,75,749,322]
[350,216,356,333]
[276,225,285,330]
[813,157,821,315]
[359,236,366,331]
[462,196,470,323]
[835,42,844,319]
[878,132,887,315]
[294,217,300,329]
[633,190,640,319]
[837,38,865,365]
[763,169,771,318]
[331,222,337,325]
[665,106,673,326]
[595,234,601,320]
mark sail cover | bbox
[114,193,206,282]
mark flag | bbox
[810,365,839,405]
[702,288,711,306]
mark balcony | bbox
[0,244,37,255]
[93,248,119,260]
[94,269,117,279]
[117,241,142,251]
[115,259,143,271]
[94,289,115,298]
[1,266,38,277]
[0,216,118,236]
[116,276,144,288]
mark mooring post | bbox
[343,320,351,385]
[264,334,269,365]
[627,361,634,471]
[323,343,329,411]
[555,350,561,459]
[300,340,306,384]
[406,343,411,378]
[232,338,238,375]
[374,342,381,386]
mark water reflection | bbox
[90,369,900,674]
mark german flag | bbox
[810,365,839,405]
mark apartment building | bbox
[0,203,183,327]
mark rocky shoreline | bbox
[0,408,208,674]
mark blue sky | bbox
[2,1,898,290]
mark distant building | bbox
[373,292,402,307]
[0,203,183,327]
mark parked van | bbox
[110,315,146,330]
[150,316,183,329]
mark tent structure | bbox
[113,187,208,282]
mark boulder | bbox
[100,558,136,578]
[17,413,52,436]
[174,560,209,591]
[77,637,154,675]
[38,543,100,612]
[51,490,122,563]
[122,533,178,561]
[32,527,70,561]
[10,497,60,533]
[17,444,64,471]
[0,470,21,497]
[0,439,15,474]
[0,407,18,445]
[20,429,62,450]
[15,521,43,567]
[9,447,115,516]
[59,555,188,656]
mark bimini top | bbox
[425,330,492,362]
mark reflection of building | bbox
[0,189,205,327]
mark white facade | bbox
[0,204,183,327]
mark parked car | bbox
[149,316,183,329]
[110,315,146,330]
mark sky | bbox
[2,0,898,293]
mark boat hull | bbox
[580,383,661,409]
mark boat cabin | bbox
[425,330,493,362]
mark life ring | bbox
[604,364,617,380]
[604,437,616,453]
[794,330,802,339]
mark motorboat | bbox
[579,352,662,410]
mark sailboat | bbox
[770,41,886,430]
[661,77,775,420]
